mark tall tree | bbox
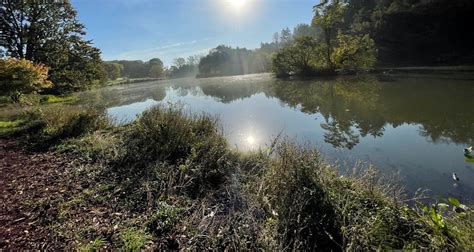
[0,0,106,92]
[147,58,164,78]
[312,0,346,68]
[173,58,186,69]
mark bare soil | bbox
[0,138,78,249]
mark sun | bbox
[246,135,255,145]
[226,0,247,9]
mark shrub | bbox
[261,141,342,250]
[116,105,234,198]
[28,105,109,147]
[260,140,464,250]
[0,58,53,102]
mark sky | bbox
[72,0,317,65]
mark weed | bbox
[80,237,105,252]
[119,228,151,251]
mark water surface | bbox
[77,73,474,202]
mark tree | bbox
[197,45,270,78]
[169,55,201,79]
[186,55,201,66]
[272,32,280,44]
[0,0,106,92]
[293,24,321,39]
[114,60,147,78]
[312,0,346,68]
[148,64,163,78]
[272,36,324,77]
[331,32,376,71]
[173,58,186,69]
[104,62,122,80]
[280,28,293,45]
[147,58,164,78]
[0,58,53,101]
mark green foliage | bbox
[147,202,182,236]
[260,140,469,250]
[0,119,24,128]
[332,0,474,65]
[331,32,376,71]
[104,62,123,80]
[0,58,53,102]
[26,105,110,147]
[80,237,105,252]
[0,1,106,93]
[147,58,164,78]
[148,64,163,78]
[109,58,164,79]
[120,228,150,251]
[293,23,322,39]
[272,36,332,77]
[117,105,233,198]
[272,0,376,77]
[262,141,341,250]
[40,94,78,104]
[198,45,271,77]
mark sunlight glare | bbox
[226,0,247,9]
[246,135,255,145]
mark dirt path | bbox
[0,138,78,249]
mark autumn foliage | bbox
[0,58,53,101]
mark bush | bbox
[261,141,341,250]
[0,58,53,102]
[28,105,109,147]
[260,140,465,250]
[115,105,235,199]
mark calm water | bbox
[77,73,474,202]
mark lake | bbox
[77,73,474,202]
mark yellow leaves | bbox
[312,1,346,29]
[0,58,53,98]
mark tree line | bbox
[199,0,474,77]
[104,58,165,80]
[1,0,473,99]
[0,0,169,100]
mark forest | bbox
[198,0,474,77]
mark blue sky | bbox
[72,0,317,65]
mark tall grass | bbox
[12,104,111,148]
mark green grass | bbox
[80,237,105,252]
[106,77,161,86]
[120,228,150,251]
[41,94,78,104]
[0,119,27,136]
[0,119,25,128]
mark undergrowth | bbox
[10,104,474,250]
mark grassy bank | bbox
[106,77,163,86]
[2,105,473,250]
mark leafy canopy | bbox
[0,58,53,101]
[0,0,106,92]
